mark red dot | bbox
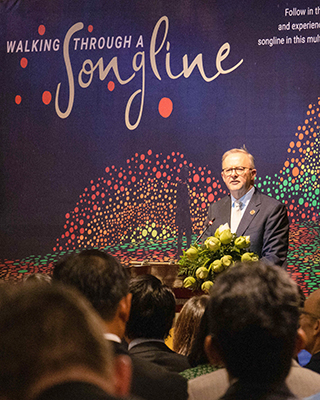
[20,58,28,68]
[88,25,93,33]
[38,25,46,36]
[158,97,173,118]
[156,171,161,179]
[42,91,52,105]
[208,194,214,202]
[193,174,200,183]
[15,95,22,105]
[108,81,115,91]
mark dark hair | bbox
[173,295,209,356]
[126,274,176,340]
[207,262,300,385]
[188,307,211,367]
[53,249,129,321]
[0,284,113,400]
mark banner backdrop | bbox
[1,0,320,293]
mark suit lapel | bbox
[218,196,231,227]
[236,189,261,236]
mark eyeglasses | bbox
[222,167,253,176]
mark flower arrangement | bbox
[178,223,259,292]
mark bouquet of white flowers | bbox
[178,223,259,292]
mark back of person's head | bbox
[205,262,300,386]
[126,274,176,340]
[0,283,114,400]
[23,273,52,285]
[53,249,129,321]
[173,295,209,356]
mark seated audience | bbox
[180,307,219,380]
[54,250,188,400]
[191,262,312,400]
[173,295,209,356]
[126,274,191,373]
[188,263,320,400]
[300,288,320,373]
[0,283,130,400]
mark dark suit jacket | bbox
[304,351,320,374]
[34,381,121,400]
[110,341,188,400]
[129,341,191,373]
[203,188,289,268]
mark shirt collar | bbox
[104,333,122,343]
[128,338,164,351]
[231,186,255,208]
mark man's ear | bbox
[111,354,132,397]
[118,293,132,323]
[294,328,307,356]
[204,334,224,366]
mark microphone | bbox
[194,217,215,245]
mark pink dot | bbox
[88,25,93,33]
[42,91,52,105]
[20,58,28,68]
[38,25,46,36]
[15,95,22,105]
[158,97,173,118]
[108,81,115,91]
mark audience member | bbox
[193,262,309,400]
[23,272,52,285]
[180,306,219,380]
[173,295,209,356]
[300,288,320,373]
[126,274,191,373]
[54,250,188,400]
[0,283,129,400]
[188,263,320,400]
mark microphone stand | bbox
[194,217,215,245]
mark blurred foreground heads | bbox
[0,283,128,400]
[53,249,188,400]
[204,261,303,399]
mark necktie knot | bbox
[235,201,243,211]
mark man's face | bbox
[221,152,256,199]
[299,294,320,354]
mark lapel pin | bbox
[250,210,255,215]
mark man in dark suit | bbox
[54,250,188,400]
[203,147,289,267]
[203,262,305,400]
[126,274,191,373]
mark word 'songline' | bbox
[55,16,243,130]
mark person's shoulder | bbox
[189,367,228,387]
[208,195,230,208]
[188,368,229,400]
[254,189,286,208]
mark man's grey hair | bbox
[222,146,255,168]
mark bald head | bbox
[300,289,320,354]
